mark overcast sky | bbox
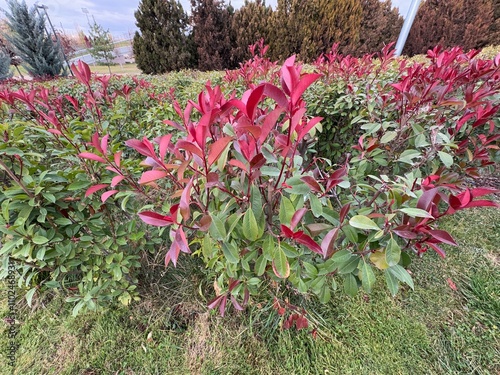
[0,0,411,39]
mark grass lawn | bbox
[0,206,498,374]
[11,63,142,78]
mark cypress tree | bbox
[1,0,66,78]
[357,0,403,55]
[191,0,234,71]
[405,0,494,56]
[231,0,273,64]
[133,0,192,74]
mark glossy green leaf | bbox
[399,208,434,219]
[359,260,376,293]
[385,237,401,267]
[349,215,379,230]
[344,273,358,297]
[385,270,399,296]
[388,265,414,290]
[272,245,290,278]
[243,209,259,241]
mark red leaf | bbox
[463,200,499,209]
[280,224,295,238]
[139,170,168,184]
[85,184,108,197]
[111,175,125,187]
[426,242,446,258]
[208,136,232,166]
[298,116,322,141]
[301,176,322,193]
[100,134,109,155]
[393,226,418,239]
[427,230,457,246]
[261,83,288,108]
[447,278,458,291]
[228,159,248,172]
[291,73,322,106]
[125,138,155,158]
[246,84,265,121]
[114,151,121,167]
[175,226,190,254]
[295,232,322,255]
[290,208,307,230]
[339,203,351,223]
[321,228,339,259]
[219,295,228,317]
[101,190,118,203]
[230,295,244,311]
[470,187,499,198]
[79,152,106,163]
[158,134,172,160]
[417,188,439,211]
[249,153,266,170]
[180,178,193,222]
[165,241,181,267]
[176,140,204,159]
[208,295,223,310]
[295,316,309,330]
[259,107,284,143]
[138,211,174,227]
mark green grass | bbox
[1,207,499,374]
[11,63,142,78]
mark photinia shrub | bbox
[82,50,499,323]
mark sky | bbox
[0,0,411,39]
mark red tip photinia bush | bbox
[81,49,499,319]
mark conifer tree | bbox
[0,48,12,80]
[231,0,273,64]
[88,21,114,73]
[133,0,192,74]
[191,0,234,71]
[405,0,494,56]
[357,0,403,55]
[1,0,65,78]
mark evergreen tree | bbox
[231,0,273,63]
[0,48,12,80]
[191,0,234,71]
[405,0,494,56]
[88,21,114,73]
[357,0,403,55]
[270,0,362,62]
[1,0,65,78]
[133,0,192,74]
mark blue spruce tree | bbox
[2,0,66,78]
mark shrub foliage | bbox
[0,46,499,325]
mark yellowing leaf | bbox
[370,250,389,270]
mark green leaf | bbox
[337,256,360,274]
[385,237,401,267]
[209,214,227,241]
[385,270,399,296]
[380,131,397,143]
[32,235,49,245]
[262,235,275,261]
[54,217,73,226]
[319,285,331,303]
[349,215,379,230]
[279,196,295,225]
[359,260,376,293]
[243,209,259,242]
[222,242,240,264]
[25,288,36,307]
[254,255,267,276]
[272,245,290,278]
[309,194,323,217]
[438,151,454,167]
[399,208,434,219]
[250,185,263,220]
[388,265,414,290]
[332,249,353,264]
[398,149,421,164]
[72,300,85,317]
[344,274,358,297]
[67,180,91,191]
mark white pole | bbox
[395,0,422,56]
